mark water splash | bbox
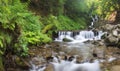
[55,30,104,42]
[51,57,101,71]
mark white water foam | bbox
[108,57,116,62]
[55,30,104,43]
[51,57,101,71]
[30,56,101,71]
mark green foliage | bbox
[0,56,4,71]
[0,0,51,57]
[14,32,51,56]
[41,15,86,37]
[21,32,51,45]
[57,15,85,30]
[29,0,66,15]
[2,0,120,57]
[85,0,120,20]
[65,0,88,13]
[0,31,12,55]
[42,24,54,33]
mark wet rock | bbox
[117,24,120,28]
[68,56,74,61]
[112,30,118,37]
[110,65,120,71]
[64,55,68,61]
[14,56,30,70]
[46,56,53,63]
[76,56,83,63]
[92,40,105,46]
[101,24,120,47]
[92,28,99,36]
[31,56,46,67]
[103,24,114,32]
[44,64,54,71]
[59,52,65,56]
[93,46,105,59]
[63,38,72,42]
[105,34,119,46]
[44,44,52,48]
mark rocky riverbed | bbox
[5,24,120,71]
[5,41,120,71]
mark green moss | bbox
[0,56,4,71]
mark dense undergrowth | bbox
[0,0,87,59]
[0,0,52,57]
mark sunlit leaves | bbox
[89,0,120,19]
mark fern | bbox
[0,0,51,56]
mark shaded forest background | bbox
[0,0,120,70]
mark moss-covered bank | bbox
[0,56,4,71]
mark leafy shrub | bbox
[0,31,12,55]
[21,32,52,45]
[0,0,51,56]
[57,15,85,30]
[41,15,86,35]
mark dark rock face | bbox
[52,31,58,40]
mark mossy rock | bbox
[15,56,29,70]
[63,38,72,42]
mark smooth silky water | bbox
[30,30,104,71]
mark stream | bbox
[29,30,106,71]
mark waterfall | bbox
[55,30,104,42]
[89,15,98,28]
[52,60,101,71]
[30,56,101,71]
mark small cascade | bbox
[55,30,104,42]
[30,56,101,71]
[89,15,98,28]
[52,60,101,71]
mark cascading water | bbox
[30,55,101,71]
[55,30,104,42]
[30,15,103,71]
[51,57,101,71]
[29,42,103,71]
[55,15,101,42]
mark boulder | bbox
[103,24,114,32]
[101,24,120,47]
[112,30,118,37]
[14,56,30,70]
[117,24,120,28]
[110,65,120,71]
[93,46,105,59]
[105,34,119,46]
[92,40,105,46]
[76,56,83,63]
[44,64,54,71]
[63,38,72,42]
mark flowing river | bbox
[29,30,111,71]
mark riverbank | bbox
[4,41,120,71]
